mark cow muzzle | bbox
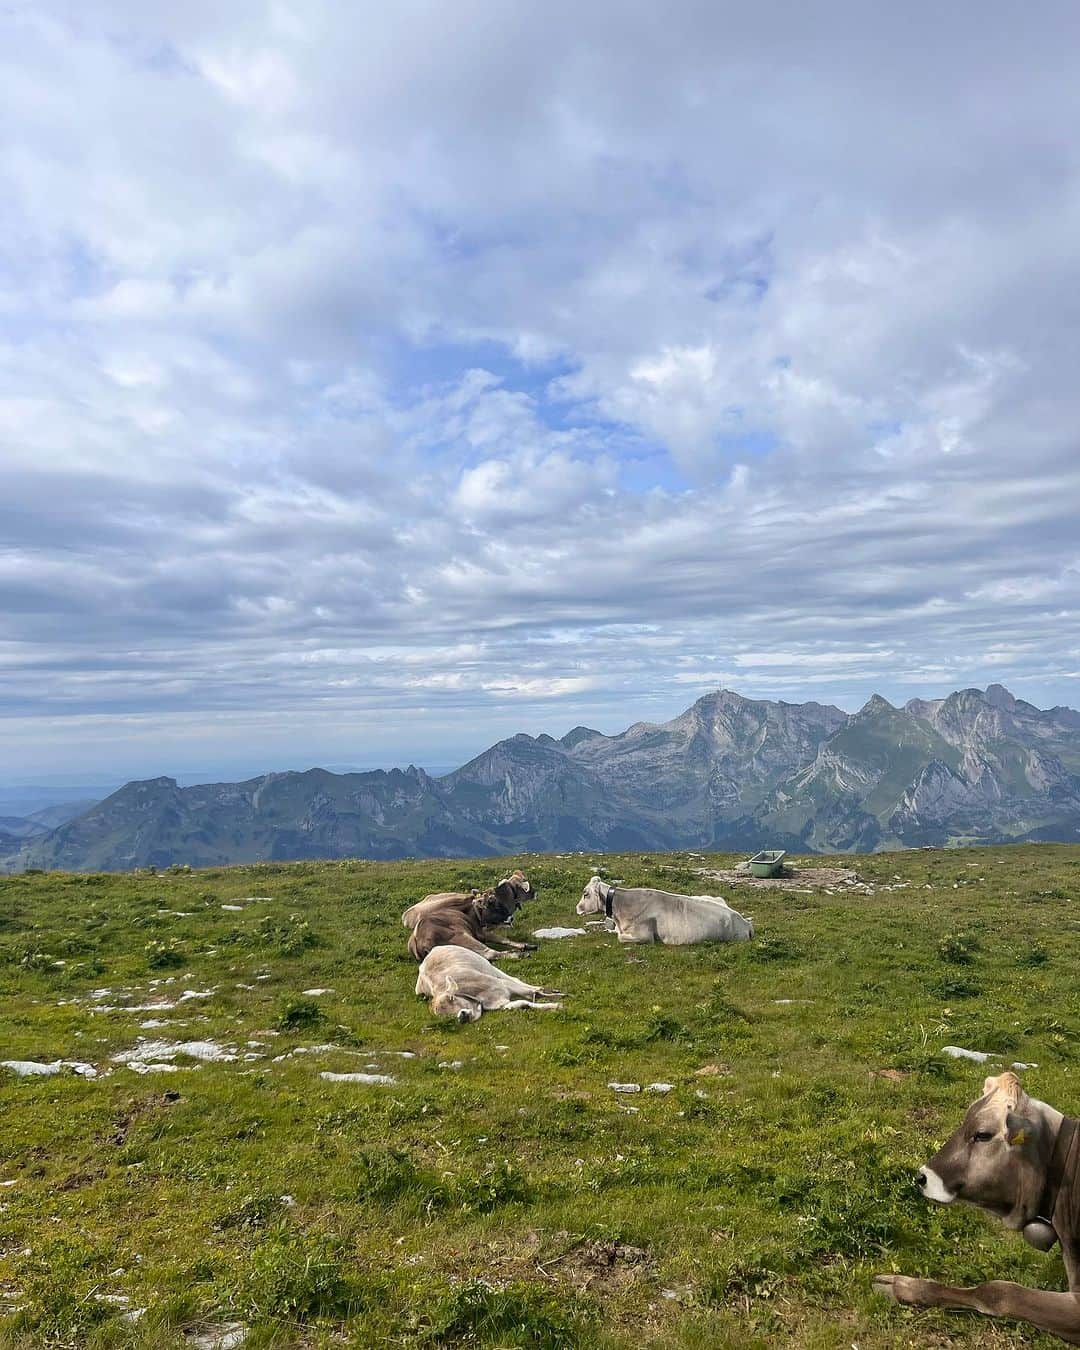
[915,1166,956,1203]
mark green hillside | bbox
[2,846,1080,1347]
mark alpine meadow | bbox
[2,844,1079,1347]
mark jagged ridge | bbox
[9,685,1080,871]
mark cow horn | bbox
[983,1071,1022,1107]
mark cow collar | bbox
[1035,1114,1078,1238]
[604,883,616,918]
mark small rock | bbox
[188,1326,247,1350]
[608,1082,641,1093]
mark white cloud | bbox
[1,1,1080,780]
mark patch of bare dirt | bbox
[690,864,872,892]
[557,1239,654,1292]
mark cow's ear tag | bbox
[1006,1111,1033,1147]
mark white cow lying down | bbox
[577,876,753,945]
[416,945,564,1022]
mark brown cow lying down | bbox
[402,870,536,963]
[416,945,563,1022]
[875,1071,1080,1344]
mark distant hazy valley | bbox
[5,683,1080,873]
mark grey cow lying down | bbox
[416,945,564,1022]
[577,876,753,945]
[876,1071,1080,1344]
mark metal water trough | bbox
[748,849,787,878]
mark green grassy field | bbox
[2,845,1079,1348]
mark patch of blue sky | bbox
[616,445,691,494]
[381,333,575,404]
[868,418,904,439]
[716,426,779,458]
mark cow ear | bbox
[1006,1111,1035,1148]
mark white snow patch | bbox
[438,1060,464,1071]
[301,988,334,996]
[608,1082,641,1093]
[532,927,586,940]
[178,989,215,1003]
[941,1045,991,1063]
[126,1062,185,1075]
[93,1001,179,1013]
[2,1059,98,1079]
[112,1039,238,1065]
[319,1071,395,1085]
[221,905,245,911]
[646,1082,673,1094]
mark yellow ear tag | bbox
[1009,1128,1029,1147]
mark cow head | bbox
[915,1072,1055,1239]
[430,976,483,1023]
[475,870,535,927]
[576,875,607,916]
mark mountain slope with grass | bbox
[9,686,1080,873]
[2,844,1079,1347]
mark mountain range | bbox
[5,684,1080,873]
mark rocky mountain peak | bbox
[856,694,896,717]
[560,725,603,748]
[984,683,1018,710]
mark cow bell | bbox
[1021,1219,1058,1252]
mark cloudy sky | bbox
[2,1,1080,784]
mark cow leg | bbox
[874,1275,1080,1343]
[617,920,656,944]
[448,933,499,960]
[497,973,547,997]
[481,931,537,955]
[503,999,563,1011]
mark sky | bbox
[2,1,1080,786]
